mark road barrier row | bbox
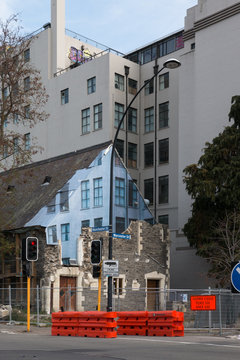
[52,310,184,338]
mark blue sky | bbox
[1,0,198,53]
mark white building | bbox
[2,0,240,288]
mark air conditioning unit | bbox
[69,259,78,266]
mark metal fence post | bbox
[37,285,40,327]
[208,286,212,333]
[8,285,12,324]
[219,289,222,336]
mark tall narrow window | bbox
[60,183,69,212]
[159,73,169,90]
[128,108,137,133]
[144,178,153,205]
[115,73,124,91]
[25,105,30,119]
[115,178,125,206]
[24,133,30,150]
[116,139,124,160]
[144,107,154,133]
[128,78,137,95]
[113,278,123,295]
[159,175,169,204]
[115,102,124,129]
[13,137,19,153]
[24,48,30,62]
[115,217,125,233]
[61,223,70,241]
[93,177,103,206]
[128,180,137,207]
[94,103,102,130]
[87,76,96,94]
[128,142,137,168]
[61,88,69,105]
[81,180,90,209]
[144,142,154,167]
[48,225,57,243]
[82,108,90,134]
[159,102,169,128]
[144,79,154,95]
[159,138,169,163]
[47,197,56,213]
[24,76,30,91]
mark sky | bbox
[0,0,198,54]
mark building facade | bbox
[2,0,240,288]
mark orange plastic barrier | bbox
[51,311,117,338]
[148,311,184,337]
[117,311,148,336]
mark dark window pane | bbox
[159,138,169,163]
[144,142,153,167]
[144,178,153,205]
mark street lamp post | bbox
[107,58,181,312]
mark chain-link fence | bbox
[0,286,240,334]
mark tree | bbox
[0,15,48,170]
[183,96,240,286]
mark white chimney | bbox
[51,0,65,76]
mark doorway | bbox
[59,276,77,311]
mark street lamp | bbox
[107,58,181,311]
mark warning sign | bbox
[190,295,216,311]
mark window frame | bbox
[128,107,137,133]
[87,76,96,94]
[114,102,124,129]
[81,180,90,209]
[159,175,169,204]
[159,138,169,164]
[94,103,102,130]
[48,225,57,243]
[159,102,169,129]
[93,177,103,207]
[115,73,124,91]
[128,142,137,168]
[61,88,69,105]
[144,142,154,167]
[159,73,169,90]
[144,107,154,133]
[82,107,90,134]
[144,178,153,205]
[115,177,125,206]
[61,223,70,242]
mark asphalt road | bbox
[0,324,240,360]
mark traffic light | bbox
[90,240,101,265]
[92,265,101,278]
[26,237,38,261]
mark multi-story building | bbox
[2,0,240,288]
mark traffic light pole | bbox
[27,270,31,332]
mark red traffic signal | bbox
[26,237,38,261]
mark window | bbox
[159,175,169,204]
[60,183,69,212]
[140,46,157,64]
[25,105,30,119]
[61,223,70,241]
[115,73,124,91]
[128,180,137,207]
[128,78,137,95]
[144,107,154,133]
[159,102,169,128]
[13,137,19,153]
[116,139,124,162]
[144,178,153,205]
[144,142,154,167]
[115,102,124,129]
[24,48,30,62]
[144,79,154,95]
[4,117,8,128]
[3,87,8,99]
[13,113,19,124]
[115,177,125,206]
[94,103,102,130]
[82,108,90,134]
[47,197,56,213]
[93,177,103,206]
[158,214,169,225]
[128,142,137,168]
[128,108,137,133]
[159,138,169,163]
[116,217,125,233]
[94,218,103,227]
[24,133,30,150]
[159,73,169,90]
[48,225,57,243]
[81,219,90,229]
[61,88,69,105]
[3,145,8,158]
[87,76,96,94]
[24,76,30,91]
[81,180,90,209]
[113,278,123,295]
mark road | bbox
[0,324,240,360]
